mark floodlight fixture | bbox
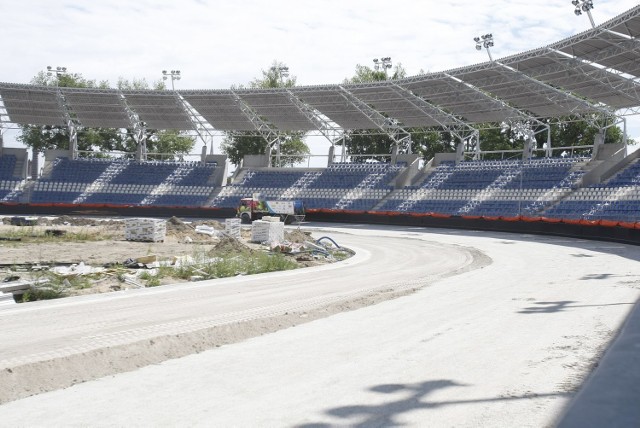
[162,69,181,90]
[571,0,595,27]
[271,65,290,83]
[373,57,393,77]
[46,65,69,87]
[473,34,494,61]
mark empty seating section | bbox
[12,153,639,222]
[0,155,17,180]
[543,159,640,221]
[377,157,587,217]
[211,163,402,210]
[30,158,216,207]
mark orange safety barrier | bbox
[561,218,582,225]
[598,219,620,228]
[618,221,637,229]
[430,213,451,219]
[481,216,499,221]
[499,216,521,222]
[461,215,482,220]
[520,216,541,222]
[578,219,600,226]
[540,217,562,223]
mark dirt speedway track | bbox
[1,223,639,427]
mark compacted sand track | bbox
[1,224,638,427]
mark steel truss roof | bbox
[1,5,640,134]
[61,87,130,128]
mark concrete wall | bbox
[243,155,270,168]
[204,154,228,187]
[392,155,422,188]
[581,144,638,187]
[433,153,457,166]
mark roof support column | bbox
[230,90,281,167]
[338,86,412,155]
[54,90,79,159]
[389,82,480,161]
[120,93,147,161]
[286,90,344,147]
[177,93,217,155]
[442,72,553,158]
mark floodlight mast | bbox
[271,66,290,84]
[162,69,181,90]
[46,65,68,87]
[45,65,80,160]
[373,57,393,77]
[474,34,494,61]
[572,0,596,28]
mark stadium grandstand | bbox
[1,5,640,237]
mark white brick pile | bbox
[225,218,241,238]
[125,218,166,242]
[251,220,284,244]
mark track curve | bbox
[0,223,638,427]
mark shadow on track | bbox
[296,379,568,428]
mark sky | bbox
[1,0,639,158]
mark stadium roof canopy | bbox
[1,5,640,134]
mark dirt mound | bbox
[166,217,193,235]
[210,236,252,255]
[50,215,96,226]
[286,229,313,243]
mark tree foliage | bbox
[221,60,309,167]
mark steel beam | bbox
[338,85,412,153]
[120,93,147,161]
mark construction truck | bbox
[237,197,305,224]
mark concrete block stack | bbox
[225,218,241,238]
[251,220,284,243]
[125,218,166,242]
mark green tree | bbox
[221,60,310,167]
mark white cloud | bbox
[1,0,640,148]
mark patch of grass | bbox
[0,226,111,244]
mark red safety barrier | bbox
[499,216,521,222]
[461,215,482,220]
[599,219,620,228]
[431,213,451,219]
[520,216,541,222]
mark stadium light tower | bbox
[162,70,181,90]
[373,57,392,77]
[572,0,596,28]
[474,34,494,61]
[46,66,68,86]
[271,65,289,84]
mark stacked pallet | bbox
[251,220,284,243]
[125,218,166,242]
